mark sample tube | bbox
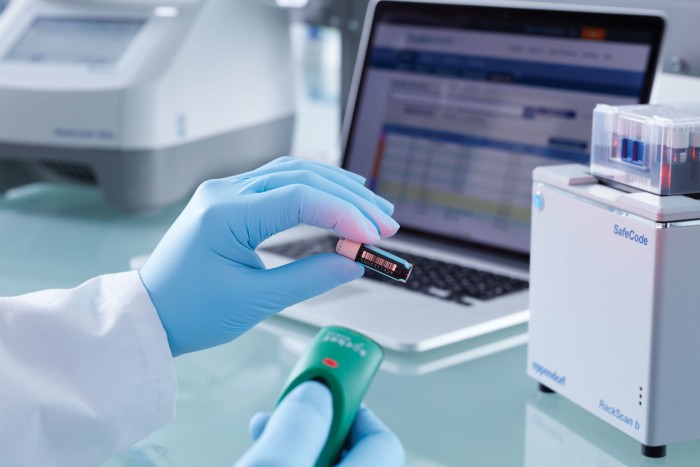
[336,238,413,283]
[690,130,700,180]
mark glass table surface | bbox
[2,182,700,467]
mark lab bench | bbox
[2,181,700,467]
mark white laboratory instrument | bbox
[0,0,294,211]
[529,103,700,459]
[528,114,700,462]
[528,163,700,458]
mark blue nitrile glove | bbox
[236,381,404,467]
[139,157,399,356]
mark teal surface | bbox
[2,183,700,467]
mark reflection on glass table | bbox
[3,183,700,466]
[525,397,700,466]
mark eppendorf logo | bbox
[532,362,566,386]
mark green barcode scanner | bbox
[276,326,384,467]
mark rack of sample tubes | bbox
[590,103,700,195]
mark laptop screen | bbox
[343,1,664,254]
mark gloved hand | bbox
[139,157,399,356]
[235,381,404,467]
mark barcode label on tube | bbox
[361,251,397,271]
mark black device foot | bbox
[538,383,555,393]
[641,444,666,458]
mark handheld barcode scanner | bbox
[276,326,384,467]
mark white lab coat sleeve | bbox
[0,271,177,467]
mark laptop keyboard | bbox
[262,236,528,306]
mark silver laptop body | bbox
[260,0,664,352]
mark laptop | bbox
[260,0,665,352]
